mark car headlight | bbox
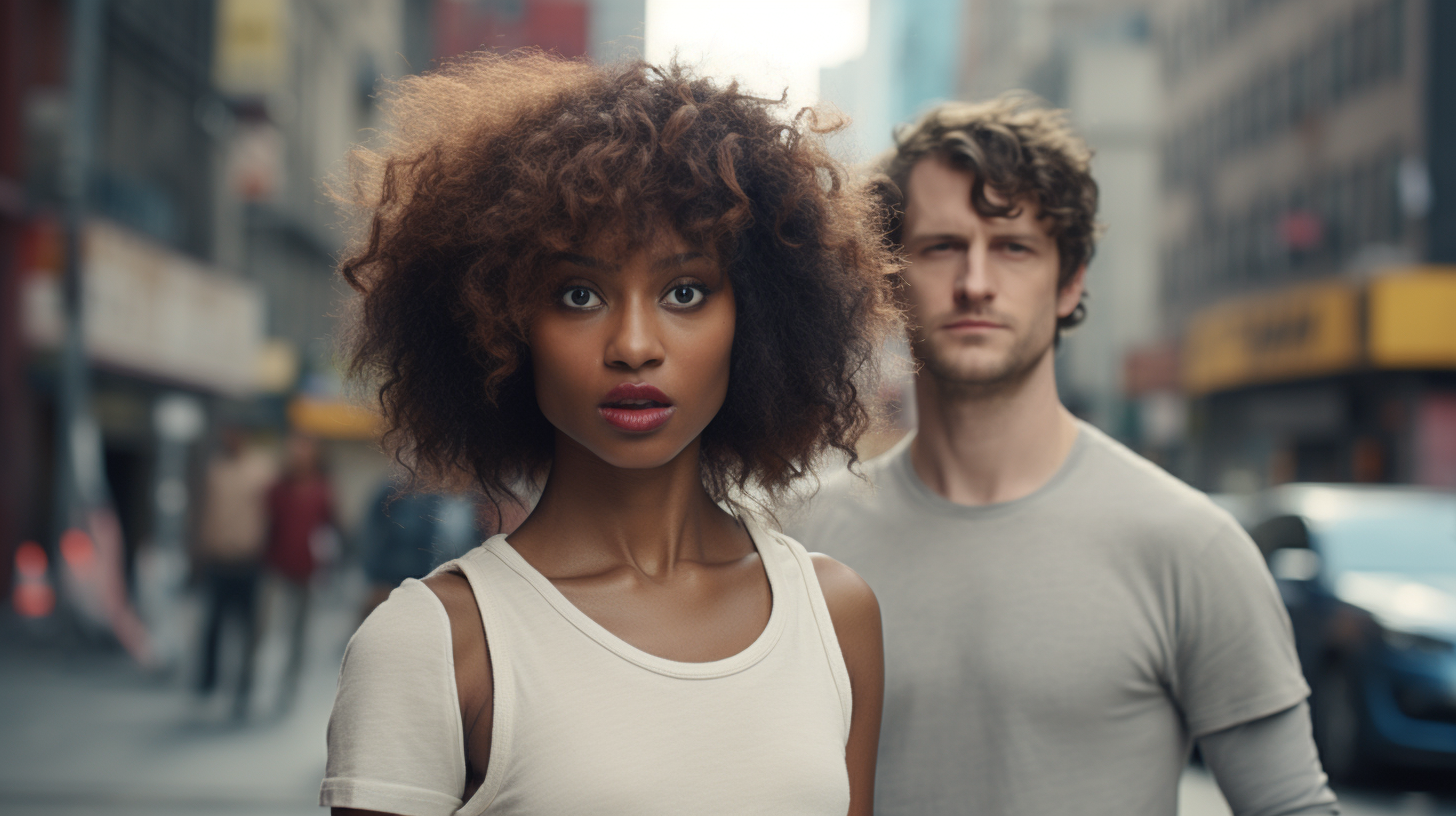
[1381,628,1455,655]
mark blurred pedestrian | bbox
[320,53,896,815]
[789,95,1339,815]
[193,426,275,719]
[264,431,336,715]
[358,481,524,620]
[357,481,443,620]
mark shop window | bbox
[1330,24,1352,102]
[1386,0,1406,79]
[1289,56,1307,121]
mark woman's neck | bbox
[508,434,741,578]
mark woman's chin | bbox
[568,433,700,473]
[590,445,692,472]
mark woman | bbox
[323,52,898,816]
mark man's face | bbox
[898,155,1085,393]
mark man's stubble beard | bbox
[911,321,1056,400]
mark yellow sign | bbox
[1183,282,1360,395]
[287,396,382,441]
[1368,267,1456,368]
[214,0,289,96]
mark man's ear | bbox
[1056,264,1087,319]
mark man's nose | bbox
[953,244,994,307]
[605,298,666,370]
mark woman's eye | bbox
[561,287,601,309]
[665,285,705,307]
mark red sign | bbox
[435,0,589,61]
[1279,210,1324,252]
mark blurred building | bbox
[433,0,644,64]
[1155,0,1456,490]
[819,0,964,159]
[952,1,1165,447]
[0,0,412,637]
[0,0,650,637]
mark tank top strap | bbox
[434,545,521,815]
[757,524,854,741]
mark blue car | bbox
[1228,484,1456,780]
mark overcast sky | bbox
[644,0,869,115]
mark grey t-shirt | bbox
[788,422,1310,816]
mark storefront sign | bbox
[22,220,265,395]
[1368,267,1456,368]
[213,0,289,95]
[1183,282,1360,395]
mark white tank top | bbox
[320,520,853,816]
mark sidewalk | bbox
[0,575,364,816]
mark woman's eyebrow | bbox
[554,251,610,269]
[652,252,707,270]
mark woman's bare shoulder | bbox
[808,553,880,632]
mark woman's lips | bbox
[599,382,675,433]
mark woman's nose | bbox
[604,298,666,370]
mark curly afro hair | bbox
[335,51,901,512]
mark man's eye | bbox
[664,285,705,307]
[923,242,954,255]
[562,287,601,308]
[1004,242,1030,254]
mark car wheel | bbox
[1311,665,1367,783]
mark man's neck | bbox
[909,351,1081,507]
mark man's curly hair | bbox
[335,51,900,512]
[874,92,1099,332]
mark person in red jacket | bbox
[265,431,336,714]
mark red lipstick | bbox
[599,382,675,433]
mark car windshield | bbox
[1309,493,1456,576]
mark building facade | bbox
[1156,0,1456,489]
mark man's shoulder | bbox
[811,441,909,511]
[783,441,912,552]
[1072,422,1243,544]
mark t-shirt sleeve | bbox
[1172,519,1310,737]
[1198,701,1338,815]
[320,578,467,816]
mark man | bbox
[194,426,276,719]
[790,96,1337,815]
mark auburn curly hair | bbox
[335,51,900,511]
[873,92,1099,332]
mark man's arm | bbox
[1198,701,1339,816]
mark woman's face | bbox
[529,229,736,470]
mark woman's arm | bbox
[811,554,885,816]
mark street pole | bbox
[50,0,105,592]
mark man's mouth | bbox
[943,317,1005,331]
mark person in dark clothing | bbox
[358,479,516,620]
[264,432,336,714]
[358,483,447,619]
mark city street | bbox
[1179,764,1456,816]
[3,566,1453,816]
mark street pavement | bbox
[0,572,364,816]
[3,568,1452,816]
[1180,760,1456,816]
